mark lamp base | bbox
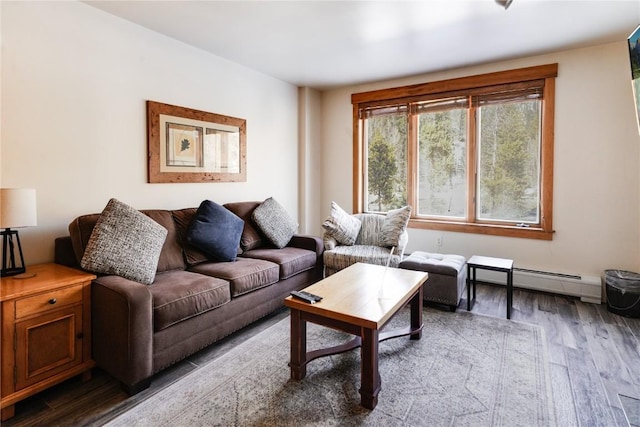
[1,229,26,278]
[1,266,26,277]
[12,272,36,280]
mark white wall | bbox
[3,2,639,286]
[321,42,640,280]
[1,2,299,264]
[298,87,323,236]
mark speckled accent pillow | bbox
[322,201,361,245]
[380,205,411,247]
[80,198,168,285]
[251,197,298,248]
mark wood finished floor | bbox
[3,282,640,427]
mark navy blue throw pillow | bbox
[186,200,244,262]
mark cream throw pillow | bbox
[322,201,361,245]
[380,205,411,247]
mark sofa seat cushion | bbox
[189,257,279,297]
[323,245,401,272]
[399,251,467,277]
[240,247,316,280]
[149,270,231,332]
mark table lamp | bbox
[1,188,37,277]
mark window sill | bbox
[408,218,553,240]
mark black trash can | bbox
[605,270,640,318]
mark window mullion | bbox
[467,102,477,223]
[358,115,366,212]
[407,113,418,217]
[540,76,555,234]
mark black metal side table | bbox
[466,255,514,319]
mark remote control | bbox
[290,290,323,304]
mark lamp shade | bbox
[0,188,37,229]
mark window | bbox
[352,64,557,240]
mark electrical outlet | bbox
[436,236,443,247]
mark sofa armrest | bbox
[322,233,338,251]
[91,275,154,390]
[54,236,80,268]
[398,230,409,258]
[288,234,324,256]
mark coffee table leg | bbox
[360,327,380,410]
[410,286,423,340]
[289,308,307,380]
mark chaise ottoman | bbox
[399,251,467,311]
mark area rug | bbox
[106,308,556,426]
[620,394,640,427]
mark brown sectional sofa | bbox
[54,202,324,394]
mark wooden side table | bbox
[466,255,514,319]
[0,263,96,420]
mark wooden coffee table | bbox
[284,262,428,410]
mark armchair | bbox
[323,212,409,277]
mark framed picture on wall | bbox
[165,123,203,167]
[147,101,247,183]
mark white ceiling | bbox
[86,0,640,89]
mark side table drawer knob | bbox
[49,298,57,305]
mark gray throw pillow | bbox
[80,198,168,285]
[322,201,361,245]
[251,197,298,248]
[380,205,411,247]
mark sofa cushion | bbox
[80,198,167,285]
[69,210,185,273]
[142,210,186,272]
[252,197,298,248]
[399,251,467,277]
[223,201,264,251]
[380,205,411,247]
[149,270,231,331]
[322,201,361,246]
[68,213,101,265]
[353,213,385,246]
[240,247,316,280]
[172,208,209,266]
[189,257,279,297]
[323,245,401,272]
[187,200,244,262]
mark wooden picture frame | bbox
[629,25,640,133]
[147,101,247,183]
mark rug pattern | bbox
[107,308,556,426]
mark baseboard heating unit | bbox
[476,267,602,304]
